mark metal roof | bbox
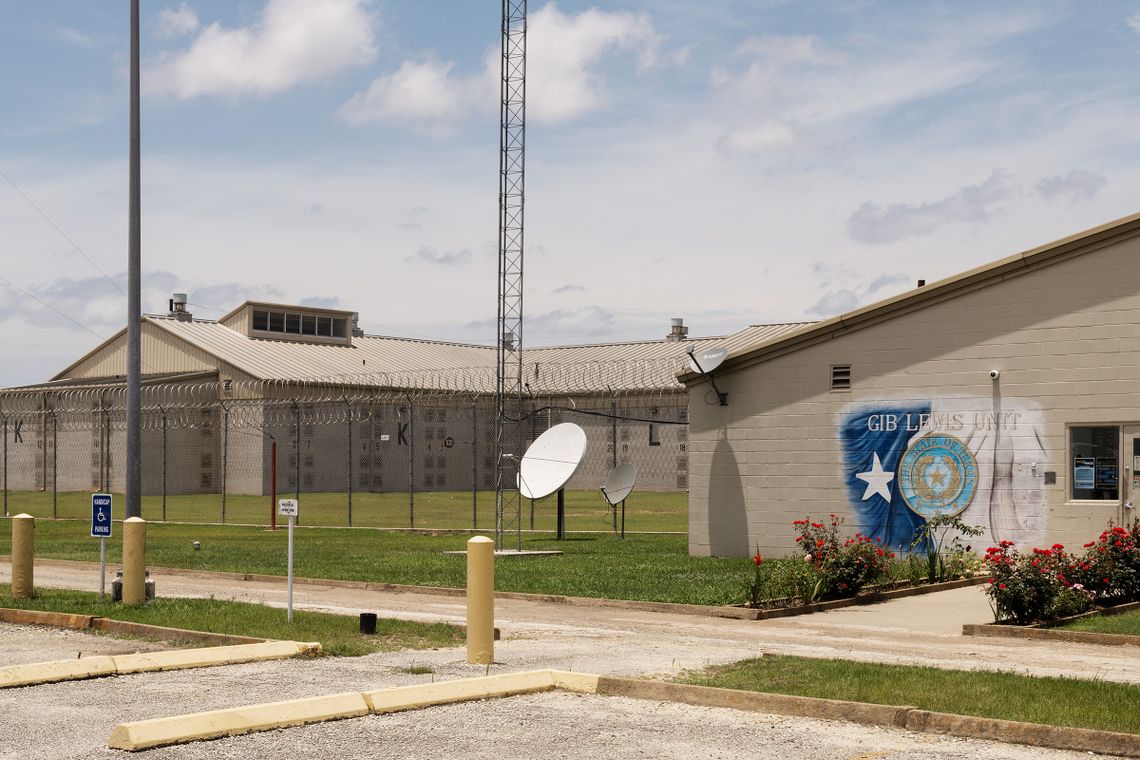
[141,316,813,393]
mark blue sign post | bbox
[91,493,112,598]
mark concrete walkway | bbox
[7,558,1140,685]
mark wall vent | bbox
[831,364,852,390]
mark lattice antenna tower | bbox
[495,0,527,550]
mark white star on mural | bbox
[855,452,894,502]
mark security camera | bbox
[989,369,1000,380]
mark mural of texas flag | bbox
[840,402,931,551]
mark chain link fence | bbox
[0,372,689,534]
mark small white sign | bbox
[380,434,390,442]
[277,498,299,517]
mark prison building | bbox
[1,297,806,500]
[686,211,1140,557]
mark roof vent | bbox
[168,292,193,322]
[666,318,688,342]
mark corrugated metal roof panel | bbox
[141,316,815,393]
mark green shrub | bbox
[792,514,893,600]
[983,522,1139,625]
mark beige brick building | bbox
[687,212,1140,557]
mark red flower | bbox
[753,554,763,566]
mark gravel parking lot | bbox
[4,561,1139,759]
[0,621,1130,760]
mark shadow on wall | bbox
[707,433,749,556]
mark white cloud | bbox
[339,1,658,130]
[156,4,199,38]
[527,2,659,123]
[146,0,377,99]
[408,247,473,266]
[805,290,858,318]
[709,17,1040,155]
[867,273,909,294]
[1036,169,1107,203]
[1127,11,1140,33]
[847,169,1018,245]
[716,120,796,157]
[339,59,482,131]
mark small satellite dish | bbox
[687,346,730,406]
[688,346,728,374]
[601,463,637,506]
[518,423,587,499]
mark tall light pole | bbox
[126,0,142,518]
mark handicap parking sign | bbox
[91,493,112,538]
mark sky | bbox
[2,1,1140,387]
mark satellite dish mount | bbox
[601,463,637,539]
[688,347,729,406]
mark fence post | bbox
[160,407,167,522]
[3,414,9,517]
[346,398,353,527]
[471,397,477,529]
[103,405,110,493]
[611,393,618,468]
[40,398,47,493]
[221,402,229,524]
[293,401,301,522]
[408,396,415,529]
[51,410,58,519]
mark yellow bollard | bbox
[11,514,34,599]
[121,517,147,605]
[466,535,495,665]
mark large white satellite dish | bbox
[688,346,728,375]
[518,423,587,500]
[601,463,637,506]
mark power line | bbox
[0,165,126,296]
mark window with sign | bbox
[1071,426,1118,500]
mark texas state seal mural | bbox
[840,398,1046,549]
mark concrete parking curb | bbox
[108,691,370,751]
[1,641,321,690]
[107,669,596,751]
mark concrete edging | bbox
[962,623,1140,648]
[15,557,985,622]
[594,676,1140,758]
[962,600,1140,646]
[1,641,321,689]
[0,607,266,646]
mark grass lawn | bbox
[679,655,1140,735]
[1057,608,1140,636]
[1,489,687,533]
[0,584,462,657]
[0,518,748,606]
